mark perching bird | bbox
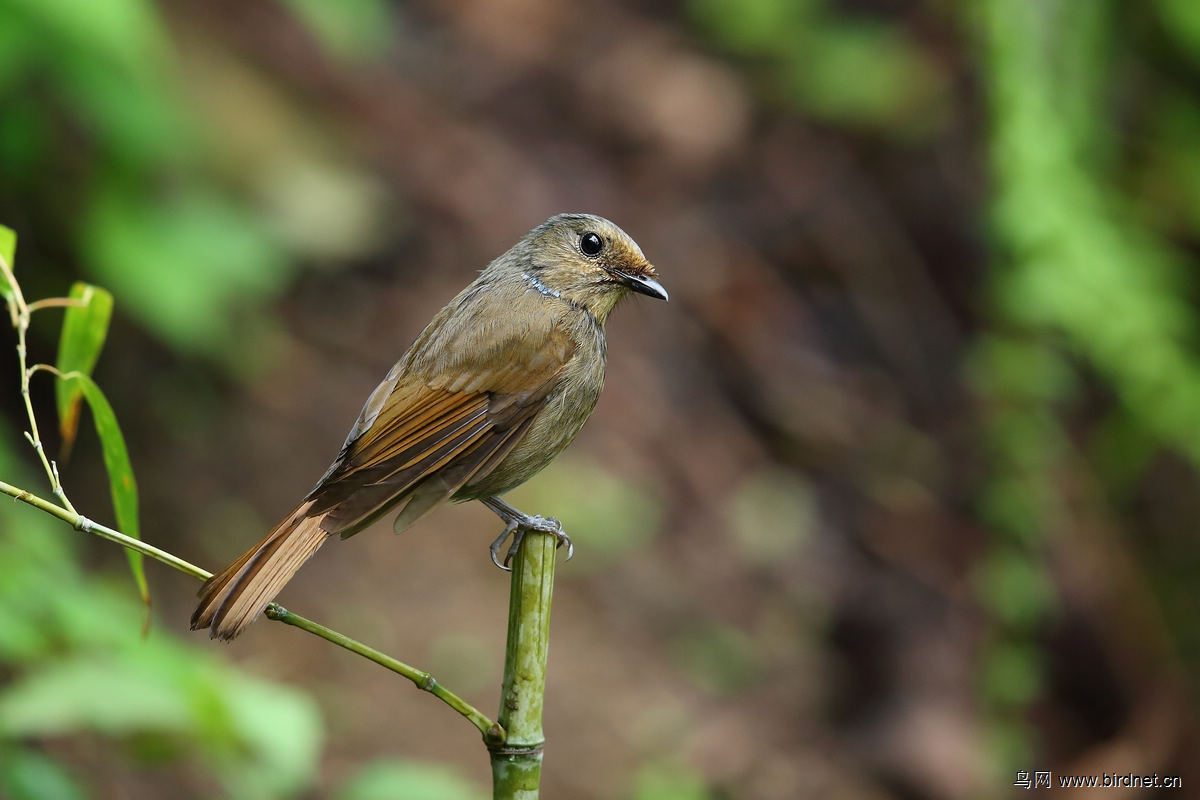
[191,213,667,639]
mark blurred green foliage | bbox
[281,0,394,63]
[688,0,947,135]
[83,187,287,356]
[0,212,484,797]
[0,749,87,800]
[975,0,1200,773]
[0,482,488,799]
[0,0,392,364]
[982,0,1200,457]
[0,0,445,790]
[0,456,323,798]
[669,622,761,695]
[691,0,1200,782]
[334,760,487,800]
[0,245,323,794]
[0,0,290,358]
[632,762,714,800]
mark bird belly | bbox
[456,339,605,500]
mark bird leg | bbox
[481,496,574,571]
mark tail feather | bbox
[191,500,329,640]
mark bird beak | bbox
[612,268,669,301]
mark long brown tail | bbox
[191,499,329,640]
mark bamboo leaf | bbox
[60,372,148,609]
[55,284,114,460]
[0,225,15,301]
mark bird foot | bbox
[483,497,573,571]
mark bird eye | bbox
[579,232,604,257]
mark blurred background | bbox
[2,0,1199,797]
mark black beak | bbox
[613,269,669,301]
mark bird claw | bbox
[489,521,518,571]
[486,511,573,572]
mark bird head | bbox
[514,213,667,322]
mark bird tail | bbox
[191,499,329,640]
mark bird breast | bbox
[457,311,607,499]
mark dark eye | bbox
[579,232,604,257]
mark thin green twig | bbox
[0,478,210,580]
[267,604,505,742]
[26,297,87,313]
[1,254,75,514]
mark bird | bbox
[191,213,667,639]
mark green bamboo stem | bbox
[489,530,558,798]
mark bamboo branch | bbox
[267,603,504,742]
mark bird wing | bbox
[307,301,577,536]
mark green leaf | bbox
[55,283,114,459]
[59,372,147,608]
[0,224,15,301]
